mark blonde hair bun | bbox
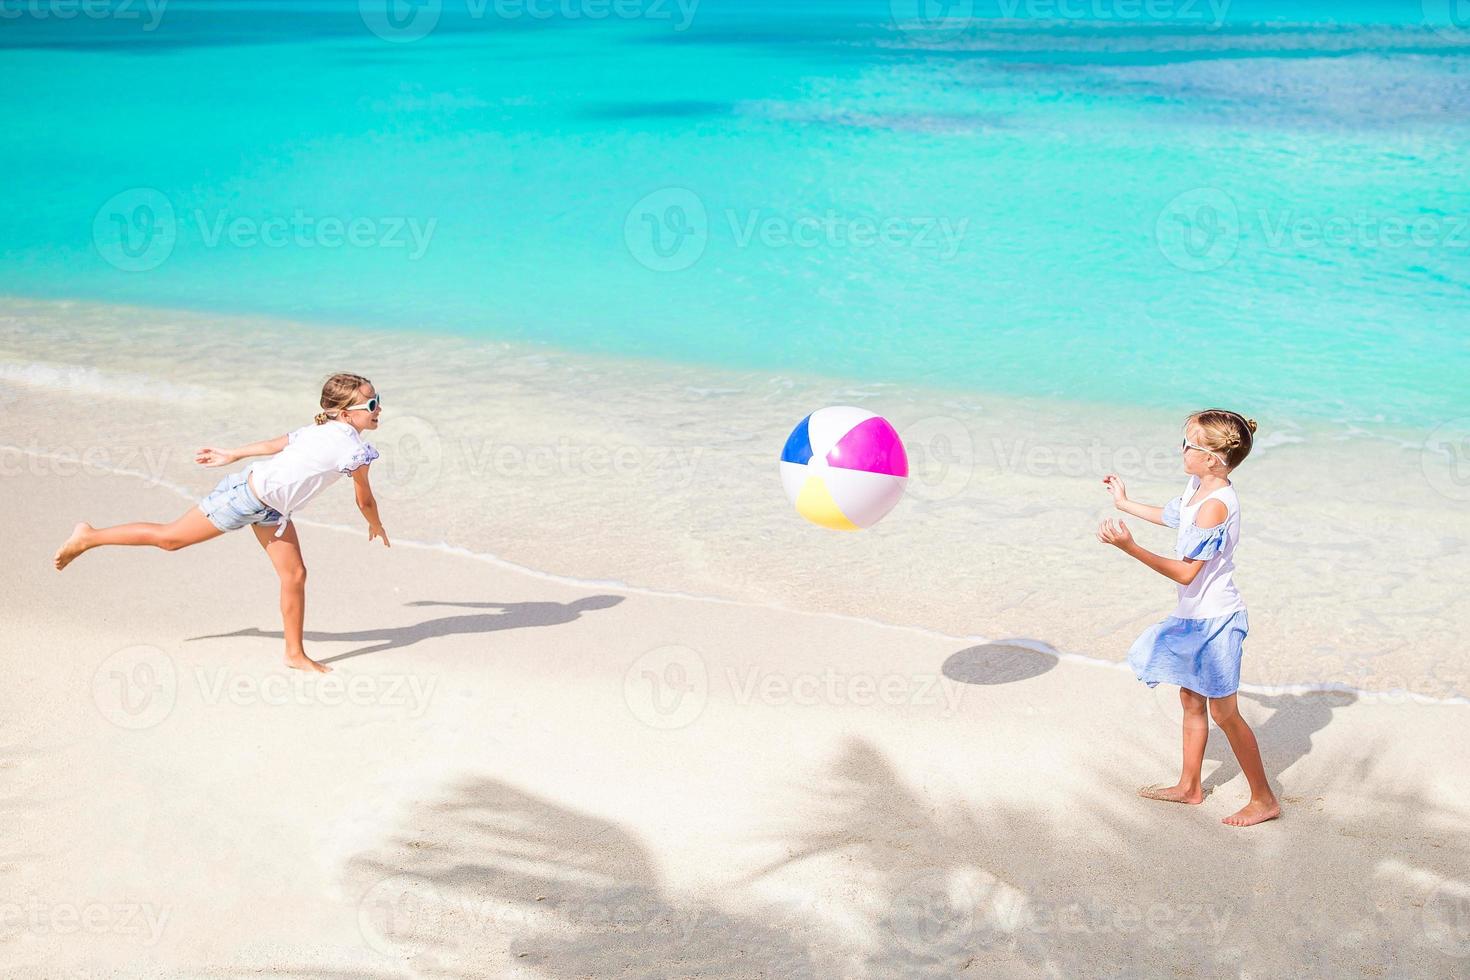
[315,373,372,426]
[1186,408,1257,469]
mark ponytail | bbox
[315,373,371,426]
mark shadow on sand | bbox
[319,735,1468,979]
[186,595,624,663]
[940,642,1058,686]
[1203,689,1358,795]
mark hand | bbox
[196,447,235,468]
[368,523,391,548]
[1096,518,1134,550]
[1102,474,1128,507]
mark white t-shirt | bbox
[1164,476,1245,619]
[247,420,379,536]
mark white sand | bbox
[7,461,1470,977]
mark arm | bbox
[353,464,391,548]
[1101,474,1166,526]
[1097,499,1227,586]
[196,435,289,468]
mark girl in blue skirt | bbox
[1097,409,1280,827]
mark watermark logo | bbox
[625,187,708,273]
[902,415,977,502]
[359,0,442,41]
[1423,0,1470,41]
[358,874,448,956]
[0,899,171,946]
[368,413,445,502]
[1424,877,1470,957]
[93,188,437,272]
[1421,417,1470,502]
[93,188,177,273]
[886,868,992,954]
[0,0,169,31]
[889,0,975,39]
[625,188,970,272]
[623,645,708,729]
[1156,187,1239,272]
[726,667,963,714]
[193,667,437,715]
[92,645,177,730]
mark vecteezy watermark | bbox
[889,0,1230,38]
[356,872,714,959]
[358,874,448,956]
[1157,186,1470,272]
[358,0,699,42]
[0,0,168,30]
[366,414,445,503]
[622,645,964,730]
[623,645,709,730]
[0,442,176,485]
[623,187,708,273]
[93,188,177,273]
[1421,417,1470,502]
[92,189,438,272]
[888,0,976,39]
[193,667,438,717]
[1155,187,1240,273]
[92,645,178,730]
[1424,876,1470,957]
[727,667,963,715]
[457,437,705,487]
[901,416,978,502]
[0,899,171,946]
[1423,0,1470,42]
[884,869,1234,956]
[989,436,1183,481]
[993,0,1230,25]
[624,188,970,272]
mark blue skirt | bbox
[1128,610,1248,699]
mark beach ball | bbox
[780,407,908,530]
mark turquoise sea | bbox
[2,0,1468,428]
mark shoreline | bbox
[1,293,1458,441]
[7,296,1470,700]
[11,443,1469,707]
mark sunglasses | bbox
[343,394,382,413]
[1181,437,1223,464]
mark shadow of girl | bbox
[186,595,624,663]
[1201,690,1357,795]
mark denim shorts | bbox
[198,466,285,533]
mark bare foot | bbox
[1139,782,1204,805]
[1223,797,1281,827]
[54,523,94,571]
[285,651,332,674]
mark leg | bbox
[249,521,329,673]
[1209,694,1281,826]
[1140,687,1207,804]
[54,507,223,570]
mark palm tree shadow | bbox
[344,736,1470,977]
[185,595,625,663]
[1202,690,1357,795]
[346,777,823,978]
